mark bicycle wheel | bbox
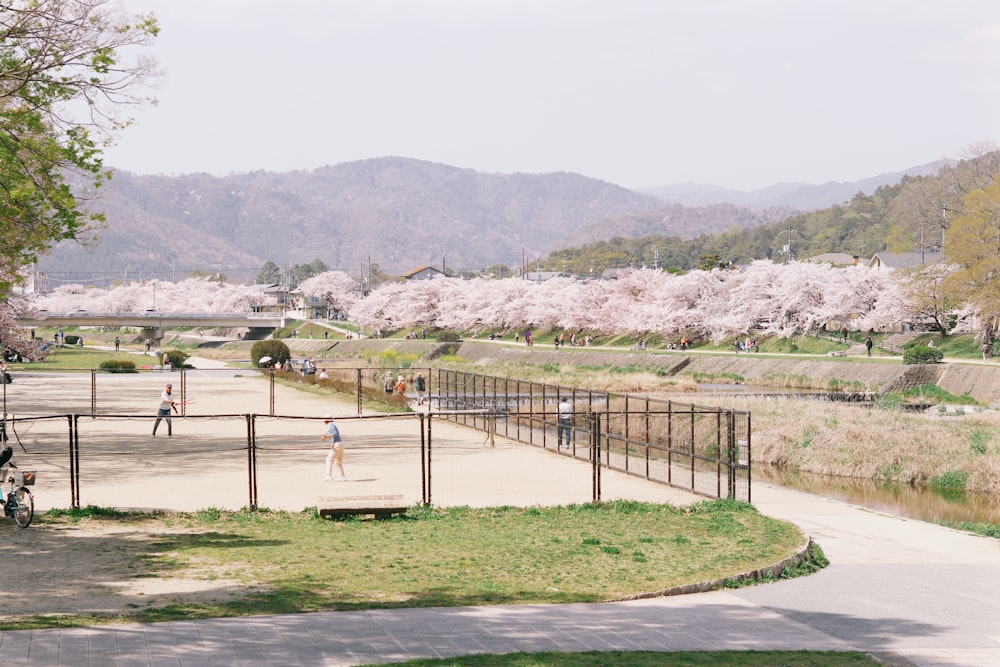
[11,487,33,528]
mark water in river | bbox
[754,465,1000,525]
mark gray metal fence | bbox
[432,369,752,502]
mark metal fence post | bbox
[420,412,427,505]
[590,411,601,502]
[426,411,433,506]
[247,414,257,510]
[356,368,363,415]
[69,414,80,509]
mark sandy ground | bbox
[0,356,700,621]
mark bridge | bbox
[17,312,288,340]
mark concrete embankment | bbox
[282,338,1000,407]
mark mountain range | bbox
[37,156,947,287]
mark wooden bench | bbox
[317,494,407,519]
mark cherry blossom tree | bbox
[346,262,919,342]
[297,271,359,315]
[32,278,258,314]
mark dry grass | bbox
[685,396,1000,495]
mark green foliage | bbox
[873,393,903,411]
[0,3,159,287]
[537,182,903,275]
[968,429,990,456]
[901,383,980,405]
[250,339,291,367]
[99,359,137,373]
[435,330,462,342]
[903,345,944,365]
[943,521,1000,540]
[256,260,281,284]
[63,334,81,345]
[929,470,969,491]
[162,350,188,369]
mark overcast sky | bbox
[103,0,1000,191]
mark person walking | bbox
[557,397,574,450]
[865,335,874,358]
[152,383,177,436]
[321,415,346,481]
[414,372,427,406]
[114,336,120,352]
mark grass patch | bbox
[929,470,969,491]
[902,384,979,406]
[14,345,156,371]
[11,500,804,629]
[941,521,1000,539]
[364,650,881,666]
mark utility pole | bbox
[778,223,797,262]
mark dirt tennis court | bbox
[0,358,708,622]
[1,359,700,514]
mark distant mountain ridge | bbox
[36,156,946,286]
[640,159,951,209]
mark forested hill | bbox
[36,154,960,285]
[541,183,903,273]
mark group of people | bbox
[381,371,428,405]
[149,380,352,482]
[733,338,759,353]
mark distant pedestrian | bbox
[865,336,873,358]
[152,383,176,436]
[983,340,992,362]
[114,336,120,352]
[557,397,574,449]
[162,353,172,372]
[414,372,427,406]
[842,327,849,342]
[321,415,346,482]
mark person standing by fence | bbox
[557,397,574,450]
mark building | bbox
[402,266,446,281]
[867,252,943,271]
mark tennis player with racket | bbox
[152,383,178,436]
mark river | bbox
[753,465,1000,525]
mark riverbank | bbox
[292,338,1000,407]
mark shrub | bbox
[63,334,81,345]
[929,469,969,491]
[99,359,137,373]
[162,350,189,369]
[903,345,943,365]
[250,339,291,368]
[435,330,461,342]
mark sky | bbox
[102,0,1000,192]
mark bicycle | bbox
[0,447,34,528]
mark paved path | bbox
[3,480,998,665]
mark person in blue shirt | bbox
[321,415,346,481]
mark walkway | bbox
[2,480,998,665]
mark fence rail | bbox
[432,369,751,502]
